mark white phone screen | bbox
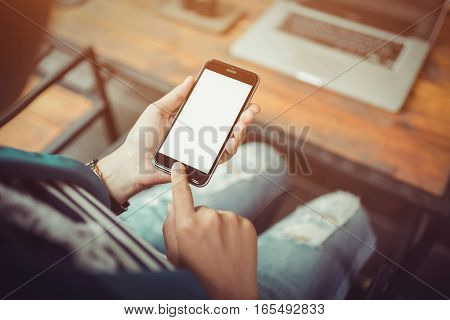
[160,69,252,173]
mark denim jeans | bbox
[120,142,376,299]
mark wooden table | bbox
[50,0,450,213]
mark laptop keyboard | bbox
[279,13,404,68]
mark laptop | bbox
[231,0,448,112]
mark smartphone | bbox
[152,59,259,187]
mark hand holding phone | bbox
[153,59,259,187]
[96,69,258,205]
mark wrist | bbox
[97,148,139,205]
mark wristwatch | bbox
[87,159,129,214]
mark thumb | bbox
[154,76,193,114]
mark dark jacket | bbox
[0,147,207,299]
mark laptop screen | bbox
[297,0,447,41]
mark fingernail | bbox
[234,124,240,133]
[172,162,184,172]
[185,76,193,83]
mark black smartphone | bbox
[152,59,259,187]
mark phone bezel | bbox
[152,59,259,187]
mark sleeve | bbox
[1,220,208,299]
[95,271,209,299]
[0,147,110,207]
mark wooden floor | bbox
[0,76,92,152]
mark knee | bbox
[268,190,376,249]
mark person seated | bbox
[0,0,375,299]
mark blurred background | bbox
[0,0,449,299]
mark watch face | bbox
[88,159,102,179]
[87,159,128,213]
